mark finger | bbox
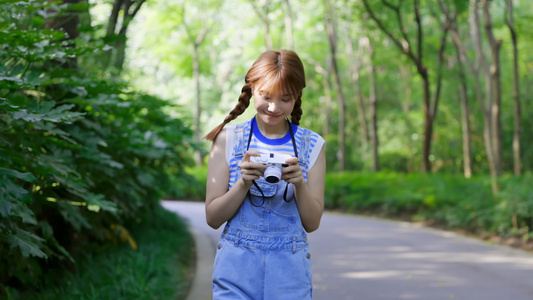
[242,174,261,182]
[241,161,267,173]
[282,164,300,174]
[243,150,261,162]
[285,157,299,165]
[283,173,303,184]
[242,167,264,176]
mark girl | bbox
[204,49,326,299]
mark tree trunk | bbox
[421,75,432,172]
[482,0,503,175]
[400,66,415,173]
[105,0,146,72]
[346,34,369,160]
[193,44,202,166]
[505,0,522,176]
[325,0,346,171]
[455,49,473,178]
[310,60,333,137]
[182,10,209,166]
[427,16,451,172]
[438,0,473,178]
[45,0,83,69]
[107,0,123,37]
[367,39,379,172]
[344,8,369,162]
[470,0,499,194]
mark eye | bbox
[282,99,291,103]
[262,96,270,101]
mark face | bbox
[252,88,296,128]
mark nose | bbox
[268,101,279,113]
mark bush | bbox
[174,166,208,201]
[0,1,198,294]
[324,171,533,240]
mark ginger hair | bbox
[204,50,306,142]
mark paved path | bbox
[162,200,533,300]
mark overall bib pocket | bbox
[240,179,296,231]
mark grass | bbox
[8,204,195,300]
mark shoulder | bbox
[212,127,227,152]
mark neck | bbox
[254,117,289,139]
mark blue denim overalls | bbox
[213,118,313,300]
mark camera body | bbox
[250,153,292,183]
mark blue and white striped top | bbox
[225,117,325,190]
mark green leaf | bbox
[58,201,91,231]
[0,178,32,204]
[37,153,79,177]
[13,203,38,225]
[0,76,23,86]
[0,199,13,217]
[0,167,37,182]
[13,102,85,124]
[8,227,47,259]
[86,193,118,214]
[33,122,78,145]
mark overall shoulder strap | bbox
[298,128,312,167]
[233,121,249,159]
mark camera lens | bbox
[264,166,281,183]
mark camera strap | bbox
[245,117,297,206]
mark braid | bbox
[290,93,303,125]
[203,84,253,141]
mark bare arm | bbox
[282,144,326,232]
[205,129,266,229]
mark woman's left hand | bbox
[281,157,305,185]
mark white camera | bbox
[250,153,292,183]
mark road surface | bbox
[162,200,533,300]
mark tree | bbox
[468,0,501,193]
[367,37,379,171]
[306,57,333,137]
[106,0,146,71]
[325,0,346,171]
[505,0,522,176]
[482,0,503,176]
[343,9,370,162]
[181,5,212,166]
[439,0,473,178]
[362,0,450,172]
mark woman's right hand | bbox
[240,150,267,184]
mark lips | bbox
[266,113,282,119]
